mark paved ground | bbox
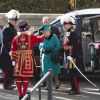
[0,80,100,100]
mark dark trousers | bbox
[67,58,79,93]
[3,67,14,88]
[69,68,79,93]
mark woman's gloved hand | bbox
[42,48,53,54]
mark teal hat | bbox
[38,24,51,35]
[42,24,51,31]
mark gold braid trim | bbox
[12,50,32,56]
[16,50,32,54]
[14,50,32,71]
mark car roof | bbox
[73,8,100,16]
[51,8,100,25]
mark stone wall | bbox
[0,13,62,31]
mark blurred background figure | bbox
[0,16,3,54]
[0,29,3,55]
[0,16,4,29]
[42,17,50,24]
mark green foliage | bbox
[77,0,100,10]
[0,0,66,13]
[0,0,100,13]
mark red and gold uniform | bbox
[11,31,44,99]
[11,32,43,77]
[11,32,44,77]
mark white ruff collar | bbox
[17,31,31,36]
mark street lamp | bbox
[75,0,76,10]
[67,0,76,12]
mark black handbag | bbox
[51,49,63,64]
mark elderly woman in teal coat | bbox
[39,24,61,89]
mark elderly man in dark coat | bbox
[0,9,20,90]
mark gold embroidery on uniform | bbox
[14,33,34,77]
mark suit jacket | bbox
[0,23,17,69]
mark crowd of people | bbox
[0,9,99,100]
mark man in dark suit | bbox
[0,9,20,90]
[62,16,80,95]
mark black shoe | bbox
[55,83,60,89]
[41,82,46,87]
[19,96,23,100]
[4,86,16,90]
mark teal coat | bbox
[39,34,61,76]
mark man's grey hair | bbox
[42,16,50,24]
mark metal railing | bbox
[21,69,53,100]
